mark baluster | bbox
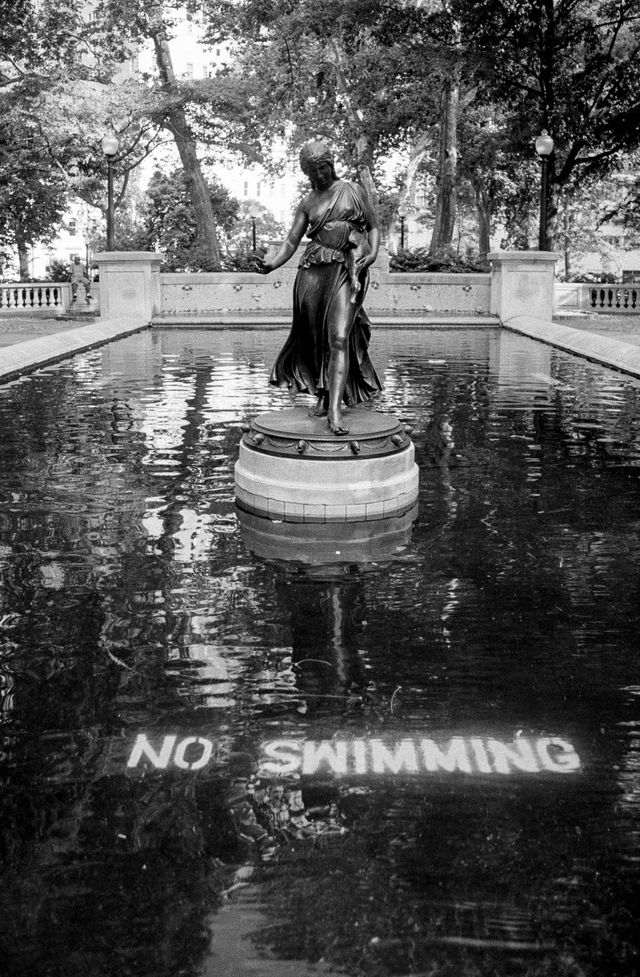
[12,288,19,308]
[623,289,629,309]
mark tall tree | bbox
[204,0,441,206]
[146,5,221,269]
[455,0,640,249]
[91,0,259,269]
[0,117,69,278]
[135,166,238,270]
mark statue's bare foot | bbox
[308,396,328,418]
[328,414,349,436]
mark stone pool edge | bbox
[0,317,150,384]
[504,314,640,379]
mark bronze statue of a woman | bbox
[258,140,382,435]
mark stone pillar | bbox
[488,251,561,322]
[95,252,162,322]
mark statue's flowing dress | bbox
[269,180,382,405]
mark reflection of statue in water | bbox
[258,140,382,435]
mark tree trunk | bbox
[150,13,221,270]
[398,130,430,213]
[429,78,458,257]
[327,39,378,207]
[15,226,30,280]
[475,187,492,267]
[354,132,378,208]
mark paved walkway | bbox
[505,314,640,379]
[0,314,98,348]
[554,313,640,348]
[0,316,150,384]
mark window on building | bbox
[243,181,249,197]
[184,63,194,78]
[257,182,261,198]
[68,219,77,235]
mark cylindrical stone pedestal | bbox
[234,407,419,524]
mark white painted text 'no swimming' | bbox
[126,734,581,777]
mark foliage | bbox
[0,116,69,276]
[0,0,167,270]
[46,259,72,283]
[454,0,640,247]
[567,271,618,283]
[135,167,240,271]
[390,246,484,273]
[0,0,93,90]
[221,199,286,269]
[204,0,442,196]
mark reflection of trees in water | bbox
[0,358,229,974]
[248,779,638,977]
[0,774,233,977]
[0,345,319,975]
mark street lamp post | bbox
[250,216,257,252]
[398,208,407,250]
[535,129,554,251]
[101,133,120,250]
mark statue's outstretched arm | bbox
[259,206,309,273]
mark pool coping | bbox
[0,317,150,384]
[151,313,499,328]
[504,314,640,379]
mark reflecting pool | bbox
[1,327,640,977]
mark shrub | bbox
[46,259,71,282]
[567,271,618,284]
[390,247,484,273]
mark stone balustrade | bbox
[0,282,72,313]
[554,281,640,314]
[9,256,639,326]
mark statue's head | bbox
[299,140,338,188]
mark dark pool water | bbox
[1,327,640,977]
